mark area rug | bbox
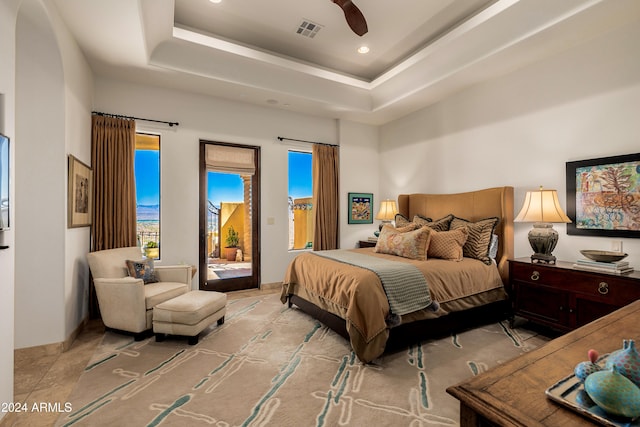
[56,294,548,426]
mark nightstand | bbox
[508,257,640,332]
[358,240,377,248]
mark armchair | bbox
[87,246,191,339]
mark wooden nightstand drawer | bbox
[509,258,640,331]
[511,263,565,287]
[568,272,640,305]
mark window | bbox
[288,150,313,250]
[135,133,160,258]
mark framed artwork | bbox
[348,192,373,224]
[68,155,93,228]
[566,152,640,238]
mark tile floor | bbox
[0,286,280,427]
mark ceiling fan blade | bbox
[332,0,368,36]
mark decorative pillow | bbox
[395,223,419,233]
[450,216,499,264]
[375,225,431,260]
[394,213,412,227]
[488,233,499,259]
[421,214,454,232]
[427,228,469,261]
[126,259,159,284]
[412,214,433,227]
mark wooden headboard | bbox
[398,186,514,284]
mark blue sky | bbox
[208,172,244,203]
[135,149,313,206]
[135,150,159,206]
[288,151,312,199]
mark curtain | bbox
[312,143,339,250]
[89,115,137,316]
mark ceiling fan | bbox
[331,0,368,36]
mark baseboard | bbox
[15,315,91,358]
[62,315,90,352]
[260,282,281,290]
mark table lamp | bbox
[515,186,571,264]
[374,199,398,235]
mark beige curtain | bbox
[89,115,137,317]
[91,115,138,251]
[312,143,339,250]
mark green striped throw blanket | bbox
[313,250,434,317]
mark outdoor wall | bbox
[292,197,313,250]
[220,202,244,260]
[379,21,640,268]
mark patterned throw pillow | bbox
[126,259,159,284]
[450,216,499,264]
[427,228,469,261]
[375,225,431,260]
[421,214,453,232]
[394,213,412,227]
[395,224,419,233]
[412,214,433,227]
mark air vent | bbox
[296,20,323,38]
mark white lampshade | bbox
[375,199,398,221]
[515,187,571,223]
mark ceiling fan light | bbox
[357,46,369,54]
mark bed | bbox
[281,186,514,363]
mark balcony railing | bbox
[137,230,159,248]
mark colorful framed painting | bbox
[68,155,93,228]
[566,152,640,237]
[348,192,373,224]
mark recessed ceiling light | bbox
[209,0,222,3]
[357,46,370,54]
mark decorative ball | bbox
[605,340,640,388]
[584,366,640,419]
[575,361,601,382]
[575,349,601,382]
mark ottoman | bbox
[153,290,227,345]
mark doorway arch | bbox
[15,0,66,347]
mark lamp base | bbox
[531,253,557,264]
[528,222,559,265]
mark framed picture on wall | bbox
[566,152,640,238]
[348,192,373,224]
[68,155,93,228]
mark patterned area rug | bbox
[56,294,548,426]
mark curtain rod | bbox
[277,136,338,147]
[92,111,179,127]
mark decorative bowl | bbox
[580,250,628,263]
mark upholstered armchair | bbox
[87,246,192,339]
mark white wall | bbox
[338,120,380,247]
[94,79,380,285]
[14,0,93,350]
[15,0,66,348]
[0,0,19,417]
[380,21,640,268]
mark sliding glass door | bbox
[199,141,260,292]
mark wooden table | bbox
[446,299,640,426]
